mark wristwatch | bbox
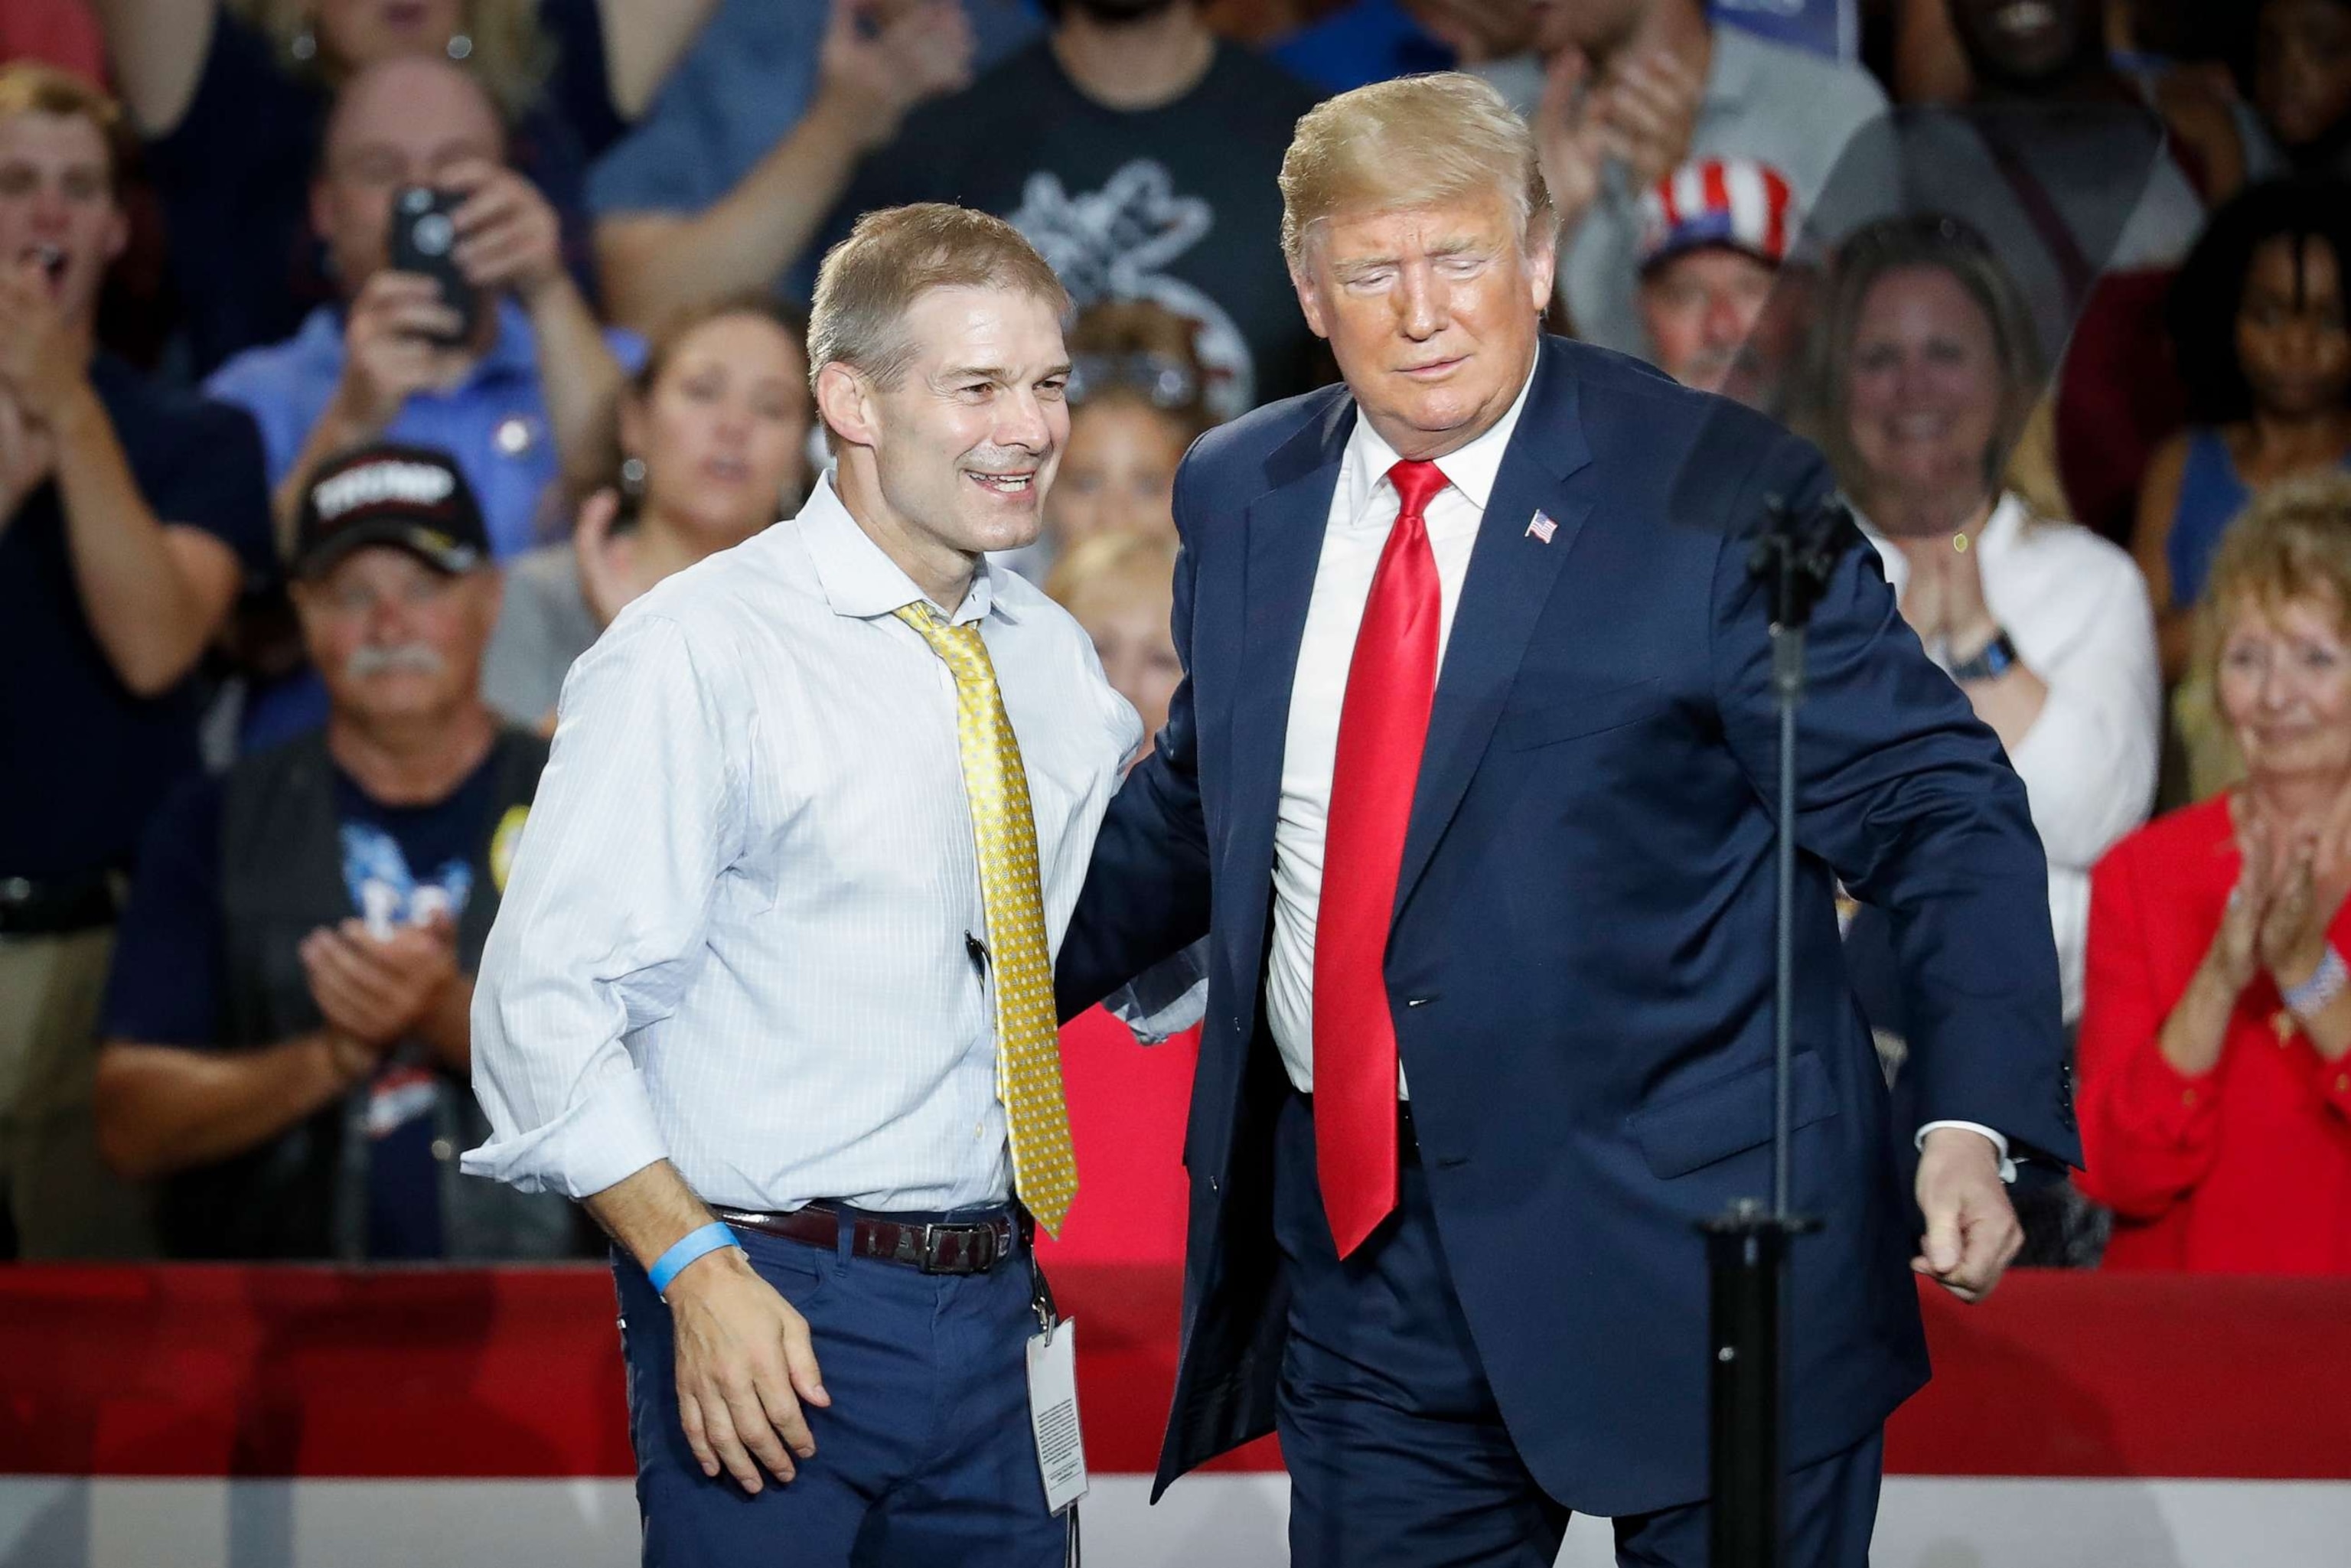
[1947,629,2020,684]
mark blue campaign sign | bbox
[1710,0,1855,62]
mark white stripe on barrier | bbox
[5,1475,2345,1566]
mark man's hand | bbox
[1532,50,1609,232]
[329,271,468,436]
[299,914,461,1050]
[1912,1126,2022,1303]
[572,486,636,628]
[1593,47,1704,194]
[0,256,92,425]
[816,0,976,155]
[0,386,54,525]
[665,1247,831,1493]
[444,158,566,306]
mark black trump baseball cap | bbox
[292,442,491,579]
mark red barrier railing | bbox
[2,1266,2346,1480]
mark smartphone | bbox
[386,185,480,347]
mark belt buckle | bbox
[914,1221,999,1275]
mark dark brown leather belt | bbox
[713,1201,1019,1276]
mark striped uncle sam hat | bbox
[1636,158,1802,274]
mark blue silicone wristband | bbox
[649,1222,740,1298]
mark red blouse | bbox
[2079,796,2351,1273]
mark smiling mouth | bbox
[967,470,1037,495]
[1992,0,2058,35]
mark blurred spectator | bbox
[589,0,985,338]
[2079,472,2351,1275]
[0,0,108,83]
[92,443,579,1261]
[0,64,271,1260]
[482,299,812,729]
[1037,526,1196,1267]
[1815,214,2158,1028]
[206,56,631,559]
[2135,1,2351,205]
[90,0,716,375]
[1048,529,1184,758]
[1919,0,2206,545]
[1263,0,1531,93]
[830,0,1325,420]
[2136,178,2351,683]
[1632,154,1808,405]
[1483,0,1894,356]
[1016,298,1209,584]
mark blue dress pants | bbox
[613,1209,1069,1567]
[1271,1089,1883,1568]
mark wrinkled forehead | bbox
[896,285,1071,377]
[1306,191,1527,272]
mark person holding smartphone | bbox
[206,54,635,567]
[204,53,637,748]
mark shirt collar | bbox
[794,471,1012,626]
[1341,356,1540,516]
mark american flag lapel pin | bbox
[1526,510,1557,544]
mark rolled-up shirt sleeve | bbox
[463,610,745,1199]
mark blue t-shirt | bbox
[0,355,272,882]
[1267,0,1454,94]
[205,298,644,562]
[102,752,503,1260]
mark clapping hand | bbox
[300,912,461,1061]
[819,0,977,154]
[1531,46,1703,231]
[0,254,87,426]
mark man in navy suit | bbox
[1055,72,2079,1566]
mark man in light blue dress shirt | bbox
[465,205,1140,1566]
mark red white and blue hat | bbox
[1636,158,1802,273]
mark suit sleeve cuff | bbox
[1916,1120,2017,1183]
[461,1064,670,1200]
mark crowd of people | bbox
[3,0,2349,1279]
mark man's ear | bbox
[1524,227,1559,315]
[815,360,879,451]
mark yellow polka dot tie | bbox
[893,603,1078,1236]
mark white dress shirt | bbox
[1263,367,1537,1096]
[463,475,1142,1212]
[1863,492,2161,1023]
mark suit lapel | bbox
[1394,342,1593,921]
[1223,393,1355,959]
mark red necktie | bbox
[1313,457,1448,1257]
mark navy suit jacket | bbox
[1055,334,2079,1514]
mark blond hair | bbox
[2178,471,2351,797]
[808,204,1069,448]
[230,0,550,121]
[1279,72,1551,267]
[1045,529,1179,621]
[0,61,133,195]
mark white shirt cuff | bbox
[1916,1120,2017,1183]
[461,1063,670,1200]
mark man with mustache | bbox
[0,61,271,1260]
[90,443,578,1263]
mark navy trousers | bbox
[612,1208,1068,1568]
[1271,1090,1883,1568]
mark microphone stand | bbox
[1700,491,1849,1567]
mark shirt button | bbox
[430,1137,455,1162]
